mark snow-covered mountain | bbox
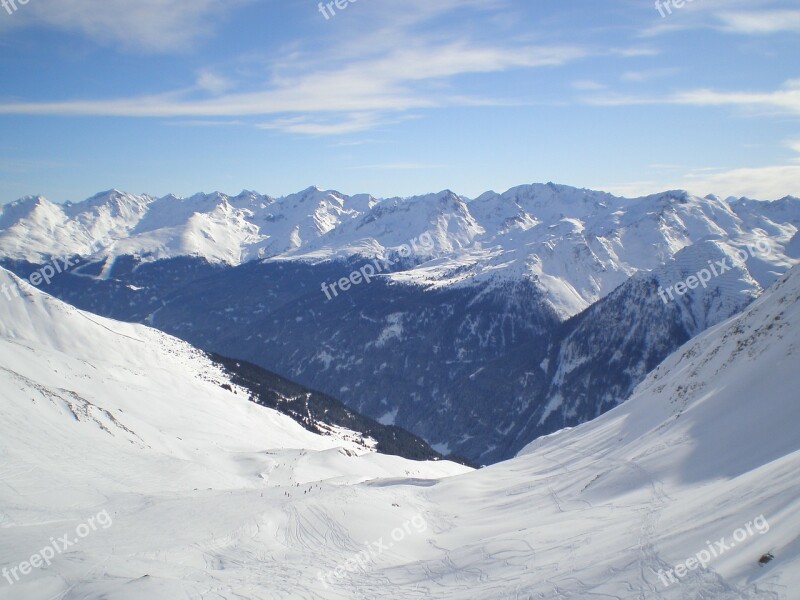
[1,259,797,598]
[2,184,797,316]
[0,187,375,266]
[1,183,798,464]
[485,236,794,459]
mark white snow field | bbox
[1,263,799,599]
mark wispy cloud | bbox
[572,80,606,91]
[586,79,800,117]
[670,80,800,115]
[609,47,660,57]
[608,140,800,199]
[165,119,246,128]
[195,70,233,95]
[347,162,446,171]
[329,139,386,148]
[0,0,593,136]
[0,0,252,52]
[717,9,800,34]
[641,0,800,38]
[620,68,680,83]
[679,163,800,199]
[256,113,395,136]
[0,41,585,133]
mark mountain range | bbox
[1,183,798,463]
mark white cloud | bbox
[606,140,800,200]
[257,114,392,136]
[609,47,660,57]
[670,80,800,115]
[0,0,588,136]
[0,42,585,131]
[2,0,250,52]
[620,68,680,83]
[586,79,800,117]
[196,70,232,95]
[639,0,800,37]
[678,164,800,199]
[347,163,446,171]
[717,9,800,34]
[598,180,664,198]
[572,80,606,91]
[0,0,620,143]
[603,165,800,199]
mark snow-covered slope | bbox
[1,263,797,598]
[0,267,465,474]
[0,265,470,596]
[510,264,800,596]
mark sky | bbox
[0,0,798,204]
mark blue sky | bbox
[0,0,798,203]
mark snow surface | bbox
[1,258,799,598]
[0,267,468,598]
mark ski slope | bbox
[0,267,468,599]
[1,265,799,598]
